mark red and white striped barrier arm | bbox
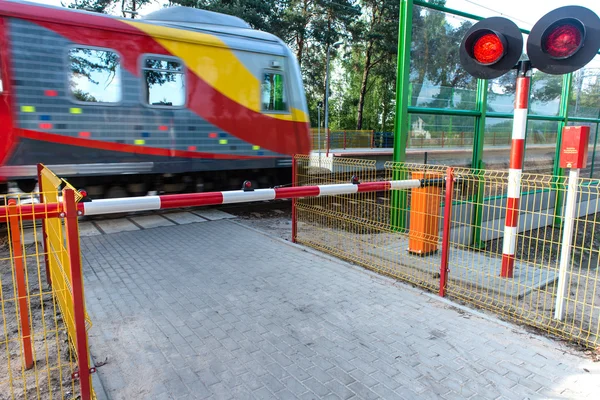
[81,180,422,216]
[0,179,424,219]
[500,72,530,278]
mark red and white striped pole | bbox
[79,179,423,216]
[0,178,428,219]
[501,60,531,278]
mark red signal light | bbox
[542,21,584,59]
[473,33,506,65]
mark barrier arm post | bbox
[500,60,531,278]
[292,156,298,243]
[439,167,454,297]
[37,164,52,286]
[554,126,589,320]
[63,188,92,400]
[8,200,34,370]
[554,167,578,320]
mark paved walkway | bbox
[81,219,600,400]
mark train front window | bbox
[69,48,121,103]
[143,57,185,107]
[262,72,287,112]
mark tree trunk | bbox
[296,0,310,68]
[356,40,374,130]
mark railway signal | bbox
[458,5,600,279]
[459,17,523,79]
[527,6,600,75]
[459,6,600,78]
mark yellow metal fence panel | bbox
[0,165,94,399]
[1,193,78,399]
[294,155,600,348]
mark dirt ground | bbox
[0,243,78,400]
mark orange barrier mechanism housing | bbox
[408,171,443,256]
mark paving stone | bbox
[81,220,600,400]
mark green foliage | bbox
[65,0,153,17]
[61,0,599,132]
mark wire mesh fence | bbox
[0,165,94,399]
[310,129,375,151]
[294,155,600,348]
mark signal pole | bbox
[500,60,531,278]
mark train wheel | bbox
[17,179,37,193]
[105,185,128,199]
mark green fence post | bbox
[471,79,488,248]
[391,0,413,232]
[590,119,599,178]
[553,73,573,227]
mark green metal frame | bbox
[391,0,600,244]
[552,74,573,226]
[391,0,413,232]
[470,79,488,249]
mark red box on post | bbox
[559,126,590,169]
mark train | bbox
[0,0,311,198]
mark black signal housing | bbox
[459,17,523,79]
[527,6,600,75]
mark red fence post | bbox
[439,167,454,297]
[291,157,298,243]
[8,200,34,370]
[63,189,91,400]
[37,164,51,286]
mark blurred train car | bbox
[0,0,311,198]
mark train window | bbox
[143,57,185,107]
[262,72,287,112]
[69,48,121,103]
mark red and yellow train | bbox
[0,0,311,197]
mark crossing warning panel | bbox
[559,126,590,169]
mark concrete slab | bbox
[81,220,599,400]
[94,218,140,234]
[369,236,558,298]
[129,215,175,229]
[193,208,236,221]
[79,221,102,237]
[160,211,208,225]
[22,228,42,245]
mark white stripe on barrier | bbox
[512,109,528,140]
[507,169,523,199]
[83,196,161,216]
[391,179,422,190]
[318,183,359,196]
[502,226,518,255]
[222,189,276,204]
